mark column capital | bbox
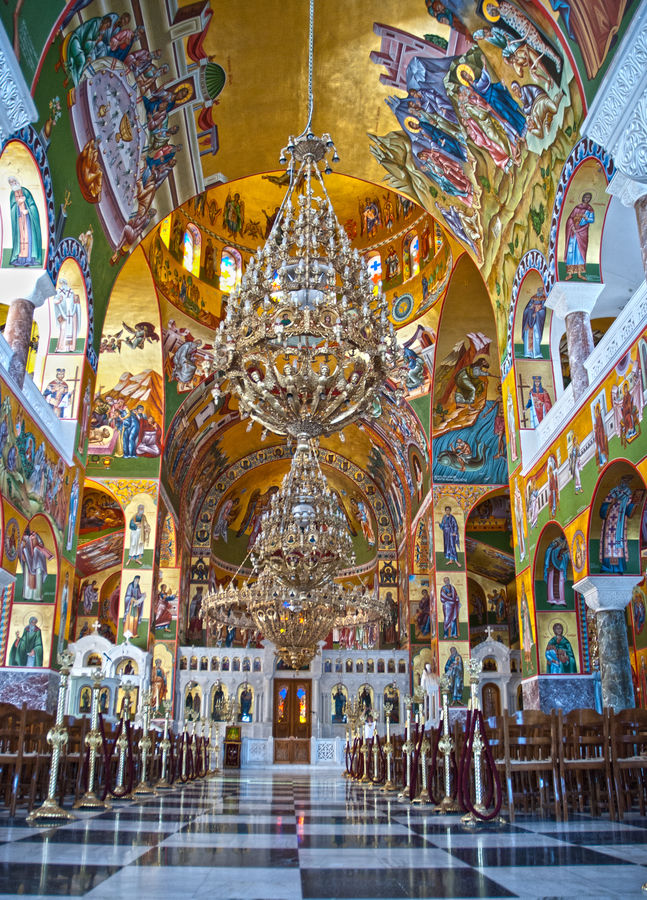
[607,171,647,208]
[545,281,604,319]
[573,575,643,613]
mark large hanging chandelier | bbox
[250,436,354,594]
[211,1,403,440]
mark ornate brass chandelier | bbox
[211,3,403,439]
[250,436,354,594]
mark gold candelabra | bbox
[75,667,110,809]
[381,700,397,792]
[113,682,134,799]
[27,650,76,825]
[132,689,156,796]
[461,657,490,826]
[398,695,414,802]
[412,689,430,805]
[155,712,173,789]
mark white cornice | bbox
[582,1,647,183]
[0,19,37,143]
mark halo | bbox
[545,615,574,638]
[456,63,475,86]
[22,609,42,627]
[404,116,421,133]
[482,0,501,22]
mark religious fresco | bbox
[533,526,575,613]
[74,566,121,643]
[517,568,537,677]
[122,491,156,570]
[153,568,180,641]
[117,568,153,649]
[79,485,124,540]
[5,602,54,668]
[87,247,163,476]
[438,640,469,705]
[537,612,580,675]
[435,571,469,643]
[151,641,173,716]
[409,574,434,643]
[0,140,47,269]
[434,497,464,571]
[512,269,555,430]
[556,158,610,283]
[432,257,508,485]
[14,516,58,605]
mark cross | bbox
[485,625,494,640]
[92,620,101,634]
[123,630,133,643]
[516,372,530,427]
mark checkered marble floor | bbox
[0,770,646,898]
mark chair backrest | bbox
[504,709,555,761]
[610,708,647,759]
[559,708,609,760]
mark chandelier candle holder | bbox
[381,701,397,792]
[75,667,110,810]
[398,695,414,802]
[27,650,76,825]
[211,139,404,441]
[435,674,460,814]
[251,437,354,593]
[113,685,133,799]
[132,689,156,797]
[155,712,173,790]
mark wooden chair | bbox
[558,708,615,820]
[609,708,647,819]
[59,716,89,805]
[0,704,27,815]
[503,710,561,821]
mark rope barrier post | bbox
[412,695,430,806]
[113,682,134,800]
[381,701,397,792]
[156,711,173,790]
[75,667,110,810]
[209,720,221,776]
[462,658,485,825]
[434,674,460,814]
[180,719,189,781]
[131,689,156,796]
[27,650,76,825]
[398,695,413,802]
[342,718,351,779]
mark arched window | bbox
[403,231,420,280]
[183,224,201,276]
[220,247,242,293]
[365,252,382,296]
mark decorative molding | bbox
[545,281,605,320]
[582,2,647,183]
[606,170,647,208]
[573,575,643,612]
[0,22,37,143]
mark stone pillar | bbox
[3,274,54,389]
[607,172,647,282]
[546,282,604,401]
[574,575,642,711]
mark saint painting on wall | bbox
[599,476,639,573]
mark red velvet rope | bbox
[458,709,503,820]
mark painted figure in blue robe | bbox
[439,506,460,564]
[545,623,577,673]
[599,475,637,573]
[8,177,42,267]
[462,65,526,143]
[565,193,594,279]
[403,347,426,390]
[521,289,547,358]
[65,14,119,85]
[543,535,570,606]
[122,404,145,458]
[444,646,464,705]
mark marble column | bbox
[574,575,642,711]
[2,274,54,389]
[546,282,604,401]
[607,172,647,282]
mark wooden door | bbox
[482,682,501,719]
[273,679,311,763]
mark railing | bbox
[0,333,75,465]
[522,280,647,475]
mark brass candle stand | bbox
[381,702,397,792]
[412,696,430,805]
[200,717,209,777]
[398,695,413,802]
[434,674,460,814]
[180,718,189,781]
[359,707,372,785]
[132,689,156,796]
[208,720,221,776]
[371,729,380,787]
[461,658,493,826]
[113,682,134,799]
[155,711,173,790]
[27,650,76,825]
[75,667,110,810]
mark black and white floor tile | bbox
[0,771,645,898]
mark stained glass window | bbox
[220,247,242,293]
[183,224,201,276]
[278,687,288,722]
[297,686,307,724]
[365,252,382,295]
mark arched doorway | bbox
[273,678,311,764]
[482,682,501,719]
